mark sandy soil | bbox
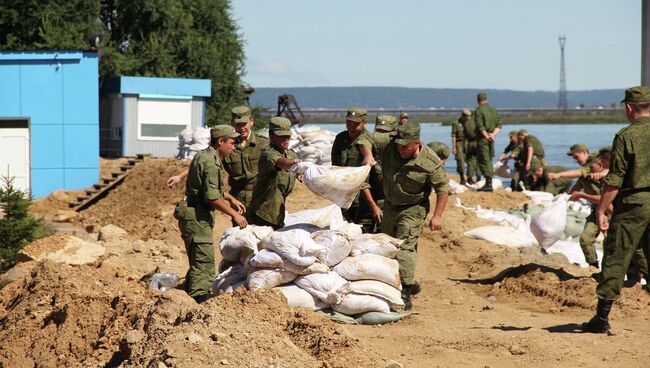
[11,158,650,367]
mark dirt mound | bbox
[0,260,380,367]
[77,158,189,241]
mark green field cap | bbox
[400,112,409,119]
[211,125,239,139]
[567,143,588,156]
[427,141,450,160]
[621,86,650,103]
[395,122,420,145]
[508,130,517,137]
[375,115,397,132]
[462,109,472,116]
[346,107,368,123]
[477,92,488,100]
[269,116,292,136]
[517,129,528,135]
[231,105,251,124]
[530,157,543,171]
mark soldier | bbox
[522,157,572,195]
[175,125,248,303]
[331,108,382,233]
[462,107,480,184]
[451,109,471,184]
[370,114,398,215]
[380,123,450,309]
[399,112,409,125]
[584,86,650,333]
[166,106,268,210]
[247,117,300,229]
[497,131,522,191]
[474,92,502,191]
[426,141,450,166]
[546,143,591,183]
[516,129,545,179]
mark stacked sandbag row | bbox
[211,222,407,316]
[290,125,337,166]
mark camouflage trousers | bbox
[381,201,427,286]
[465,140,480,179]
[454,140,466,175]
[596,200,650,301]
[477,137,495,177]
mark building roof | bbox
[101,76,212,97]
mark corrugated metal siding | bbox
[99,94,123,157]
[123,96,204,157]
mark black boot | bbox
[582,299,612,333]
[401,291,413,310]
[459,173,466,185]
[403,282,421,296]
[478,176,493,192]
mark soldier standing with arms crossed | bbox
[474,92,502,191]
[175,126,248,303]
[380,123,450,309]
[583,86,650,333]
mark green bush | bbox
[0,177,51,272]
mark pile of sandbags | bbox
[493,161,512,178]
[176,127,211,160]
[291,162,371,209]
[290,125,337,166]
[211,207,408,319]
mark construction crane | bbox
[276,94,306,126]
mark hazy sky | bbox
[231,0,641,90]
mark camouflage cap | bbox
[399,112,409,119]
[586,152,599,165]
[517,129,528,135]
[346,107,368,123]
[395,122,420,145]
[462,109,472,117]
[231,105,252,124]
[529,157,543,171]
[620,86,650,103]
[566,143,589,156]
[477,92,488,100]
[375,115,398,132]
[508,130,517,137]
[427,141,450,160]
[211,125,239,139]
[269,116,292,136]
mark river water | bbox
[324,122,626,173]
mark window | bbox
[137,97,191,141]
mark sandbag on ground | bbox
[247,268,297,291]
[284,204,345,228]
[349,233,402,258]
[530,194,569,249]
[291,162,371,209]
[333,253,401,289]
[272,284,329,310]
[333,293,391,314]
[348,280,404,309]
[294,272,350,305]
[311,230,351,266]
[219,225,274,262]
[315,309,415,325]
[211,263,246,294]
[464,223,538,248]
[263,229,326,266]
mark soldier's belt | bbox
[386,201,423,211]
[230,183,254,191]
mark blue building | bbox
[0,51,99,198]
[100,76,211,158]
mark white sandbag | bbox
[264,229,326,266]
[311,230,351,266]
[519,182,554,205]
[192,126,211,146]
[349,233,402,258]
[334,222,363,239]
[294,272,350,305]
[246,268,297,291]
[273,284,329,310]
[211,264,246,294]
[219,225,274,262]
[283,259,330,275]
[248,249,284,268]
[449,179,468,194]
[467,178,504,191]
[284,205,345,229]
[464,223,538,248]
[530,194,569,249]
[333,253,401,289]
[493,161,512,178]
[180,127,194,144]
[333,293,391,315]
[291,162,371,209]
[348,280,404,309]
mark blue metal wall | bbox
[0,51,99,198]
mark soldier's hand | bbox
[230,198,246,214]
[166,175,181,187]
[232,213,248,229]
[371,205,383,223]
[362,157,376,166]
[525,163,531,172]
[547,173,559,181]
[428,215,443,231]
[589,172,605,181]
[452,148,457,156]
[569,192,583,201]
[596,210,609,232]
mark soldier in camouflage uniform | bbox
[517,129,545,183]
[426,141,450,166]
[451,109,471,184]
[474,92,502,191]
[175,125,248,303]
[379,122,450,309]
[247,117,300,229]
[522,157,573,195]
[462,109,481,184]
[331,108,382,233]
[399,112,409,125]
[369,114,399,218]
[584,86,650,333]
[497,131,521,191]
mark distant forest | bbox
[250,87,623,109]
